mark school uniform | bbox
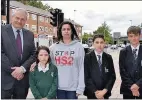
[119,44,142,99]
[29,62,58,99]
[84,50,116,99]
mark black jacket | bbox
[119,45,142,95]
[84,50,116,97]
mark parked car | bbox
[111,45,118,49]
[121,44,126,48]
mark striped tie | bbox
[132,49,137,65]
[97,55,102,72]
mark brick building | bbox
[1,1,83,39]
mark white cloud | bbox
[42,1,142,36]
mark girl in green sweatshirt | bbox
[29,46,58,99]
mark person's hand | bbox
[11,67,23,77]
[131,84,140,97]
[11,67,24,80]
[95,90,104,99]
[95,89,107,99]
[30,62,36,72]
[132,89,140,97]
[131,84,139,91]
[16,73,24,80]
[76,93,81,97]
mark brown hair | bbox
[127,26,141,35]
[36,45,51,64]
[57,21,79,42]
[92,34,105,42]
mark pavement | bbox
[108,48,123,99]
[27,47,123,99]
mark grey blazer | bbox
[1,24,36,90]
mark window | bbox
[49,28,53,32]
[39,26,44,32]
[45,17,50,23]
[24,24,29,30]
[31,14,37,20]
[31,25,36,32]
[45,18,48,23]
[45,27,48,32]
[39,16,44,22]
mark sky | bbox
[42,1,142,36]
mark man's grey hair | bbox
[12,8,28,17]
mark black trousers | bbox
[123,94,142,99]
[1,81,29,99]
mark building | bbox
[1,1,83,40]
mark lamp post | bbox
[74,10,76,27]
[130,20,132,26]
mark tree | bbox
[93,21,113,44]
[82,32,93,44]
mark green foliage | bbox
[82,32,93,44]
[16,0,53,11]
[93,21,113,44]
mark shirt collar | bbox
[38,63,49,73]
[131,44,140,51]
[11,25,22,33]
[94,50,103,58]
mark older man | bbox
[1,8,36,99]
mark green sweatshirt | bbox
[29,62,58,99]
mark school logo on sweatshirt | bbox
[54,51,75,66]
[51,72,54,77]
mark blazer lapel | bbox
[7,25,19,59]
[127,45,134,64]
[137,45,142,67]
[101,53,107,78]
[21,29,27,61]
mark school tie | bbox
[132,49,137,65]
[16,30,22,58]
[97,55,102,72]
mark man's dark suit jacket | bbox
[84,50,116,98]
[1,24,36,90]
[119,45,142,96]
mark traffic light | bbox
[50,8,64,27]
[50,10,58,27]
[1,0,6,15]
[58,13,64,26]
